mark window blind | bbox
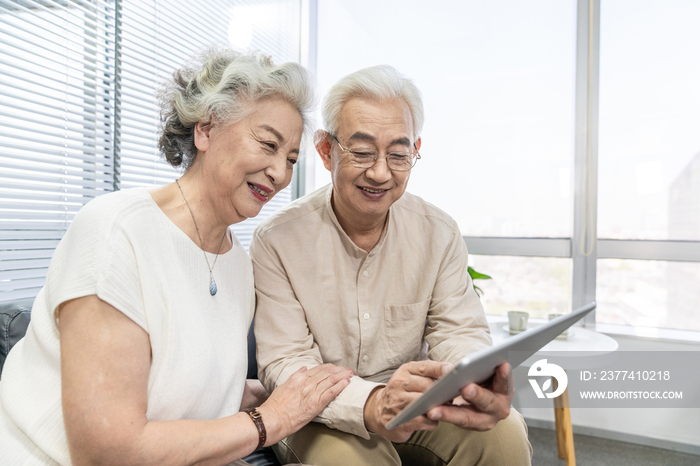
[1,0,303,303]
[0,0,116,302]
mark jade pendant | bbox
[209,276,217,296]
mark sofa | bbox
[0,300,281,466]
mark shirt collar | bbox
[323,184,392,256]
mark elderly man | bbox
[249,66,532,465]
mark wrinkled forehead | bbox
[337,97,415,145]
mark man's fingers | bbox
[460,383,500,413]
[490,362,512,397]
[427,404,499,431]
[405,360,453,380]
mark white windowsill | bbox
[485,315,700,344]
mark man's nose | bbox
[364,155,392,183]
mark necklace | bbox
[176,179,227,296]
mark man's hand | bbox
[363,361,513,443]
[363,360,449,442]
[426,361,513,432]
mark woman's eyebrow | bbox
[258,124,299,154]
[258,124,284,142]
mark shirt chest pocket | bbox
[383,297,431,367]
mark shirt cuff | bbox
[313,375,384,440]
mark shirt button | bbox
[363,313,370,320]
[362,270,369,277]
[362,355,369,362]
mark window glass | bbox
[598,0,700,240]
[315,0,577,237]
[468,255,572,319]
[597,259,700,332]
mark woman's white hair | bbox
[158,45,315,170]
[321,65,424,140]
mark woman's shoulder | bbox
[54,188,154,262]
[78,188,150,216]
[71,188,152,232]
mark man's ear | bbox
[414,137,422,152]
[194,121,213,152]
[315,129,332,172]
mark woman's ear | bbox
[315,130,332,172]
[194,121,213,152]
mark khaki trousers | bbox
[273,409,532,466]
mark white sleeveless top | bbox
[0,188,254,465]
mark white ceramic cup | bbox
[548,313,568,339]
[507,310,529,333]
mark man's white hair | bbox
[321,65,424,140]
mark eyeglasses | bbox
[330,134,420,172]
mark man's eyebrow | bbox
[389,137,412,147]
[258,124,300,155]
[347,132,411,147]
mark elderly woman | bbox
[0,47,351,465]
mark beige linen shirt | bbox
[250,184,491,439]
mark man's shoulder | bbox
[253,184,330,240]
[394,191,461,234]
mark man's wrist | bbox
[363,386,384,434]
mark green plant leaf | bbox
[468,266,492,281]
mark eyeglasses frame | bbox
[329,133,421,172]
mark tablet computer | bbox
[385,301,596,430]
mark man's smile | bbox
[359,186,387,193]
[358,185,390,198]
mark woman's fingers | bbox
[285,364,352,404]
[317,374,352,405]
[290,364,352,393]
[305,366,353,404]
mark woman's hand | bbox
[240,379,270,409]
[257,364,352,445]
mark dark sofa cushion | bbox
[0,298,34,379]
[242,447,282,466]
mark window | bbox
[315,0,579,317]
[597,0,700,332]
[313,0,700,338]
[0,0,304,303]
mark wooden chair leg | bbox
[553,374,576,466]
[560,386,576,466]
[552,377,565,458]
